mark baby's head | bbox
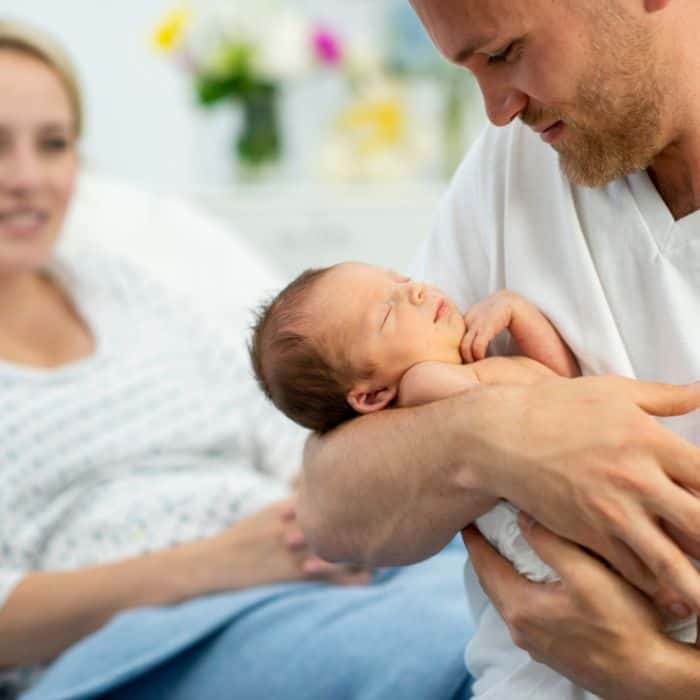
[250,262,465,433]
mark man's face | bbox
[410,0,665,187]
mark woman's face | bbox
[0,49,78,275]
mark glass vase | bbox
[236,83,282,180]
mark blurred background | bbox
[1,0,487,276]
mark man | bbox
[299,1,700,696]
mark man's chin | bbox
[557,150,625,189]
[554,128,659,188]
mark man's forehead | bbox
[409,0,506,29]
[408,0,521,58]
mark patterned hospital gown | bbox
[0,254,306,695]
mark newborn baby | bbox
[249,261,582,585]
[250,261,697,700]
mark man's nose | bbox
[478,79,528,127]
[409,283,425,305]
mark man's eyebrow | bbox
[452,35,492,64]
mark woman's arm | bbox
[0,544,197,668]
[461,290,580,377]
[0,499,367,668]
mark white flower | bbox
[184,0,314,82]
[256,10,313,81]
[343,37,384,84]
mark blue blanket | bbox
[22,540,474,700]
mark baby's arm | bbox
[397,362,480,408]
[398,356,557,409]
[462,290,580,377]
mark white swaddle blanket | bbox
[475,501,697,643]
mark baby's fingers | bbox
[471,330,491,361]
[460,328,478,363]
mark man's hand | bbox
[299,371,700,598]
[470,375,700,614]
[462,522,670,700]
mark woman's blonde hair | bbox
[0,20,83,136]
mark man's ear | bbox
[347,384,398,414]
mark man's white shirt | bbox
[411,120,700,699]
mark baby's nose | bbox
[409,283,425,305]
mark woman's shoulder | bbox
[52,252,171,305]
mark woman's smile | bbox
[0,207,48,238]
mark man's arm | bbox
[299,392,499,566]
[298,376,700,611]
[463,520,700,700]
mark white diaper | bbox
[476,501,557,582]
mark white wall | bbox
[1,0,194,190]
[0,0,398,191]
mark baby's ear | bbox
[347,385,398,414]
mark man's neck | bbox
[645,6,700,221]
[648,137,700,221]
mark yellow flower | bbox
[152,6,191,52]
[336,98,406,155]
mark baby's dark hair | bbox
[249,266,372,433]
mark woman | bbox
[0,20,474,700]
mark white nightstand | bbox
[192,182,447,278]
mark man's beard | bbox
[522,8,663,187]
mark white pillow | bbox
[59,172,284,350]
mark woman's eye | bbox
[40,138,70,154]
[487,42,515,65]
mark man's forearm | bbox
[297,390,499,566]
[589,634,700,700]
[636,639,700,700]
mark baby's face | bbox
[309,263,465,386]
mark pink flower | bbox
[312,27,342,65]
[173,48,199,74]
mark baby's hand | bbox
[461,290,524,363]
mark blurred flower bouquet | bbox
[153,2,342,174]
[383,2,479,176]
[317,2,479,183]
